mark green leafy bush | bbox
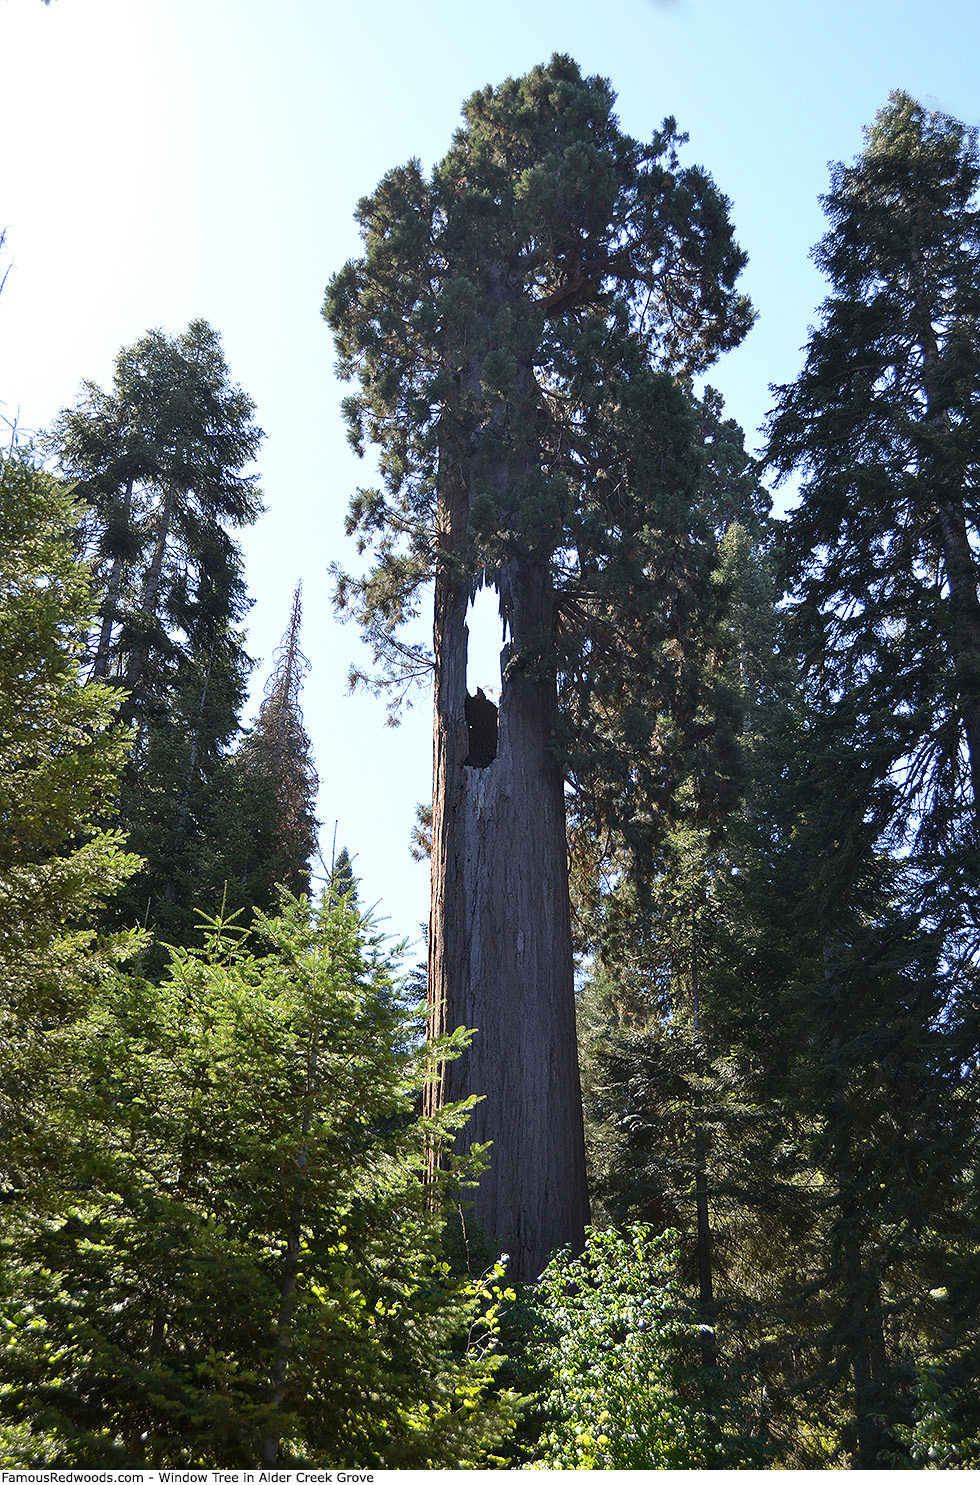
[885,1364,980,1470]
[520,1225,756,1469]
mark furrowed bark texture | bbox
[425,263,590,1280]
[426,441,589,1279]
[427,566,590,1280]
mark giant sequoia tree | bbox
[325,56,752,1277]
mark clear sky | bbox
[1,0,978,949]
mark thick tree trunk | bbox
[426,264,589,1281]
[427,552,590,1281]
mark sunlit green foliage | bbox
[7,73,980,1477]
[0,452,140,1222]
[0,895,522,1467]
[886,1364,980,1470]
[0,452,138,1005]
[519,1226,759,1469]
[48,322,264,955]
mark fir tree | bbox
[209,585,320,916]
[594,660,980,1466]
[0,450,140,1238]
[325,54,753,1278]
[766,92,980,855]
[328,845,357,904]
[48,322,264,951]
[721,696,980,1466]
[0,896,522,1467]
[574,479,980,1464]
[755,100,980,1457]
[0,453,138,1015]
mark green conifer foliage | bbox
[208,585,320,917]
[0,454,137,997]
[567,390,773,950]
[51,320,262,703]
[328,845,357,904]
[577,483,980,1465]
[48,322,264,950]
[583,702,980,1464]
[0,450,140,1205]
[0,451,139,1009]
[766,92,980,851]
[325,53,754,1277]
[0,896,522,1467]
[707,702,980,1466]
[752,102,980,1456]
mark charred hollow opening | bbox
[463,687,498,768]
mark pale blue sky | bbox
[1,0,977,945]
